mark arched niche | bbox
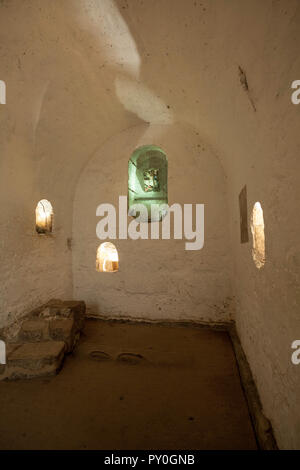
[35,199,53,234]
[128,145,168,222]
[251,202,265,269]
[96,242,119,273]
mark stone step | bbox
[39,299,85,332]
[19,319,49,342]
[49,318,77,353]
[19,315,79,353]
[0,341,66,381]
[0,299,86,381]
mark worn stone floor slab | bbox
[0,319,257,450]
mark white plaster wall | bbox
[73,123,232,322]
[229,95,300,449]
[0,0,299,449]
[0,60,74,328]
[0,0,140,327]
[206,2,300,449]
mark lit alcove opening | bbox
[35,199,53,234]
[96,242,119,273]
[128,145,168,222]
[251,201,265,269]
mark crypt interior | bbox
[0,0,299,450]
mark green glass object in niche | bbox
[128,145,168,222]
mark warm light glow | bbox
[251,202,265,269]
[77,0,141,78]
[36,199,53,234]
[96,242,119,273]
[115,76,173,125]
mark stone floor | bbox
[0,319,257,450]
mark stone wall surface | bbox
[73,123,232,322]
[0,0,299,449]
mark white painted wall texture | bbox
[73,123,232,322]
[0,0,299,449]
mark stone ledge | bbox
[19,319,49,342]
[0,299,86,381]
[2,341,66,380]
[49,318,76,353]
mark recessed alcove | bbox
[251,202,265,269]
[128,145,168,222]
[35,199,53,234]
[73,123,231,322]
[96,242,119,273]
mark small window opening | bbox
[35,199,53,234]
[251,202,265,269]
[96,242,119,273]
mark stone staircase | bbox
[0,299,85,380]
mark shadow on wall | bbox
[0,0,232,327]
[71,0,174,125]
[64,1,232,322]
[0,0,173,326]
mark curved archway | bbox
[251,202,265,269]
[73,122,230,322]
[128,145,168,222]
[35,199,53,234]
[96,242,119,273]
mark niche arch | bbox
[251,202,265,269]
[35,199,53,234]
[96,242,119,273]
[128,145,168,222]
